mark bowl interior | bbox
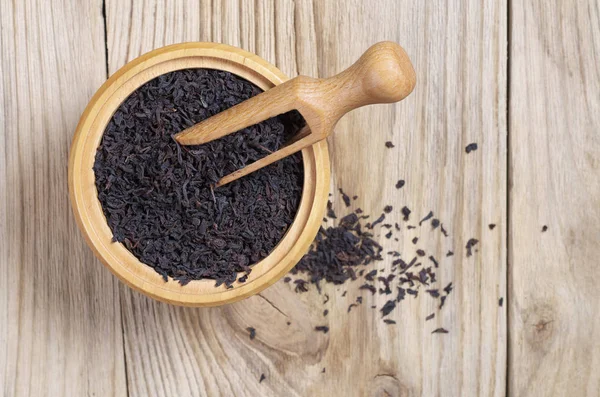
[69,43,330,306]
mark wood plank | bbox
[106,1,507,396]
[0,1,127,396]
[509,1,600,395]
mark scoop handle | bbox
[305,41,416,137]
[175,41,416,146]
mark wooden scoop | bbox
[175,41,416,187]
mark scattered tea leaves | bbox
[419,211,434,225]
[339,188,351,207]
[439,295,447,309]
[402,206,411,221]
[444,282,453,294]
[466,238,479,257]
[432,327,449,334]
[381,300,396,317]
[429,255,439,268]
[465,143,478,153]
[440,223,449,237]
[246,327,256,340]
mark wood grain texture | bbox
[509,1,600,396]
[0,0,126,396]
[106,1,507,396]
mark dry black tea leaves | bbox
[339,188,351,207]
[384,319,397,325]
[432,328,449,334]
[95,69,304,287]
[439,295,447,309]
[425,313,435,321]
[246,327,256,340]
[294,279,309,293]
[288,195,457,326]
[444,282,453,294]
[385,231,393,239]
[499,297,504,307]
[385,141,395,148]
[440,224,449,237]
[542,225,548,232]
[466,238,479,257]
[401,206,411,221]
[395,180,405,189]
[465,143,478,153]
[259,374,266,383]
[364,269,378,281]
[383,205,393,213]
[394,287,406,301]
[323,309,329,316]
[327,200,337,219]
[489,224,496,230]
[381,300,396,317]
[419,211,434,225]
[360,284,377,294]
[431,219,440,229]
[429,255,439,268]
[291,210,383,285]
[412,237,419,244]
[446,250,454,257]
[315,326,329,334]
[368,214,386,229]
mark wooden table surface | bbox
[0,1,598,396]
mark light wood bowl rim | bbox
[68,42,330,306]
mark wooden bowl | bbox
[69,43,330,306]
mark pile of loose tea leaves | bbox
[287,182,486,329]
[94,69,305,286]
